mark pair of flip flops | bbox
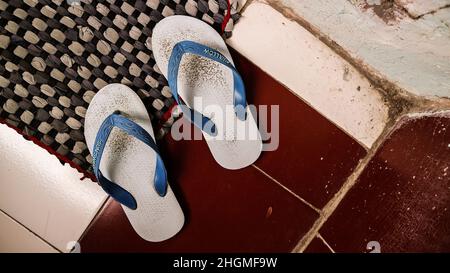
[85,16,262,242]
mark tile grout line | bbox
[235,0,450,253]
[226,44,371,151]
[76,196,111,246]
[261,0,418,107]
[251,164,322,214]
[277,79,370,150]
[0,208,61,253]
[293,108,450,253]
[240,0,256,13]
[291,117,399,253]
[317,233,335,253]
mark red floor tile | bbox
[80,51,369,252]
[80,128,319,252]
[230,49,367,208]
[304,237,333,253]
[320,113,450,252]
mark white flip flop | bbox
[84,83,184,242]
[152,15,262,170]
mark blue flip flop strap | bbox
[92,113,167,210]
[167,40,247,136]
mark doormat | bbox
[0,0,241,179]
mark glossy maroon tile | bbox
[320,113,450,252]
[80,127,319,252]
[304,237,333,253]
[230,49,367,208]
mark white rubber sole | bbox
[84,83,184,242]
[152,15,262,170]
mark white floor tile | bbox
[0,124,107,252]
[227,2,389,148]
[396,0,450,18]
[269,0,450,99]
[0,210,58,253]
